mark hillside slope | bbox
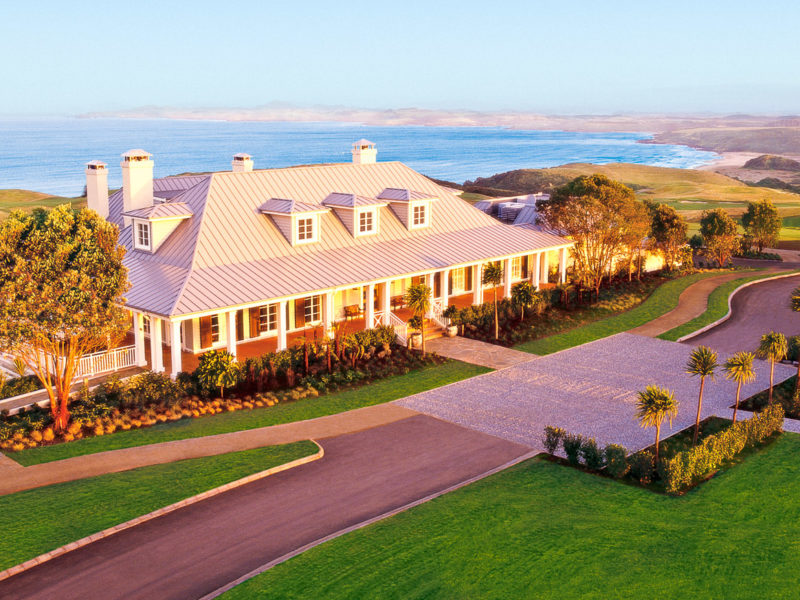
[0,189,85,219]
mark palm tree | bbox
[511,281,535,321]
[686,346,718,445]
[723,351,756,424]
[635,385,679,465]
[405,283,432,356]
[482,262,503,340]
[757,331,788,405]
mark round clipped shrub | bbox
[603,444,629,478]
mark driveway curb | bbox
[199,448,540,599]
[0,440,324,583]
[677,271,800,343]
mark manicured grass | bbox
[0,189,84,219]
[658,270,798,341]
[0,441,316,571]
[11,360,488,466]
[223,435,800,599]
[515,271,734,355]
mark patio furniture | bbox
[390,295,405,310]
[344,304,362,320]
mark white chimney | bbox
[351,139,377,164]
[85,160,109,219]
[232,153,253,172]
[121,149,154,213]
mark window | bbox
[511,257,522,280]
[259,304,277,332]
[297,217,315,242]
[358,209,375,234]
[210,315,220,343]
[412,204,427,227]
[135,221,151,250]
[451,268,465,292]
[143,315,151,336]
[305,295,321,323]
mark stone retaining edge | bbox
[0,440,324,583]
[199,448,540,600]
[677,271,800,343]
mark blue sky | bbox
[2,0,798,115]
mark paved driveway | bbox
[0,416,528,600]
[398,333,794,452]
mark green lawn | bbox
[223,435,800,599]
[658,270,798,341]
[515,270,735,355]
[11,360,488,466]
[0,441,316,571]
[0,189,84,220]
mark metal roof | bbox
[123,202,194,220]
[259,198,329,215]
[377,188,438,202]
[353,139,375,146]
[109,161,571,317]
[121,149,152,158]
[322,192,387,208]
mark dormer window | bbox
[358,208,377,235]
[296,216,317,244]
[412,204,427,228]
[134,220,151,251]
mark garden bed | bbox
[739,374,800,419]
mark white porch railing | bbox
[387,312,408,346]
[76,345,137,378]
[371,311,385,329]
[429,299,449,330]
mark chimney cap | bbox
[121,149,152,161]
[353,139,375,147]
[233,153,252,160]
[86,160,107,170]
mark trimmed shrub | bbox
[542,426,565,454]
[562,433,583,466]
[628,451,655,485]
[580,438,605,470]
[603,444,629,478]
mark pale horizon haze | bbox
[1,0,799,116]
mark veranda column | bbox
[226,310,237,359]
[150,316,164,373]
[533,252,541,289]
[541,252,550,285]
[381,281,391,325]
[503,258,513,299]
[133,311,147,367]
[323,291,335,335]
[425,273,435,315]
[169,319,182,379]
[472,264,483,305]
[277,300,288,351]
[559,247,568,284]
[365,283,375,329]
[441,269,450,308]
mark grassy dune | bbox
[0,189,85,219]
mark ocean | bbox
[0,119,719,196]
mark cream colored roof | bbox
[109,162,570,317]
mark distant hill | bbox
[744,155,800,171]
[650,127,800,155]
[0,189,85,219]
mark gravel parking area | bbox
[398,333,794,453]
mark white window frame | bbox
[511,257,523,280]
[134,220,152,251]
[258,304,277,333]
[142,315,151,336]
[410,201,428,229]
[305,295,321,323]
[210,315,220,343]
[451,268,465,292]
[295,215,318,244]
[357,208,377,236]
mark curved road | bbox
[0,415,528,600]
[684,273,800,354]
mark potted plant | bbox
[442,305,459,337]
[407,315,423,349]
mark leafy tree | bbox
[537,174,647,297]
[0,205,129,433]
[686,346,718,445]
[757,331,788,405]
[511,280,535,320]
[635,385,679,465]
[699,209,739,267]
[482,262,503,340]
[196,349,239,398]
[650,203,688,271]
[791,287,800,395]
[723,351,756,424]
[405,283,432,355]
[741,199,781,253]
[620,202,652,281]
